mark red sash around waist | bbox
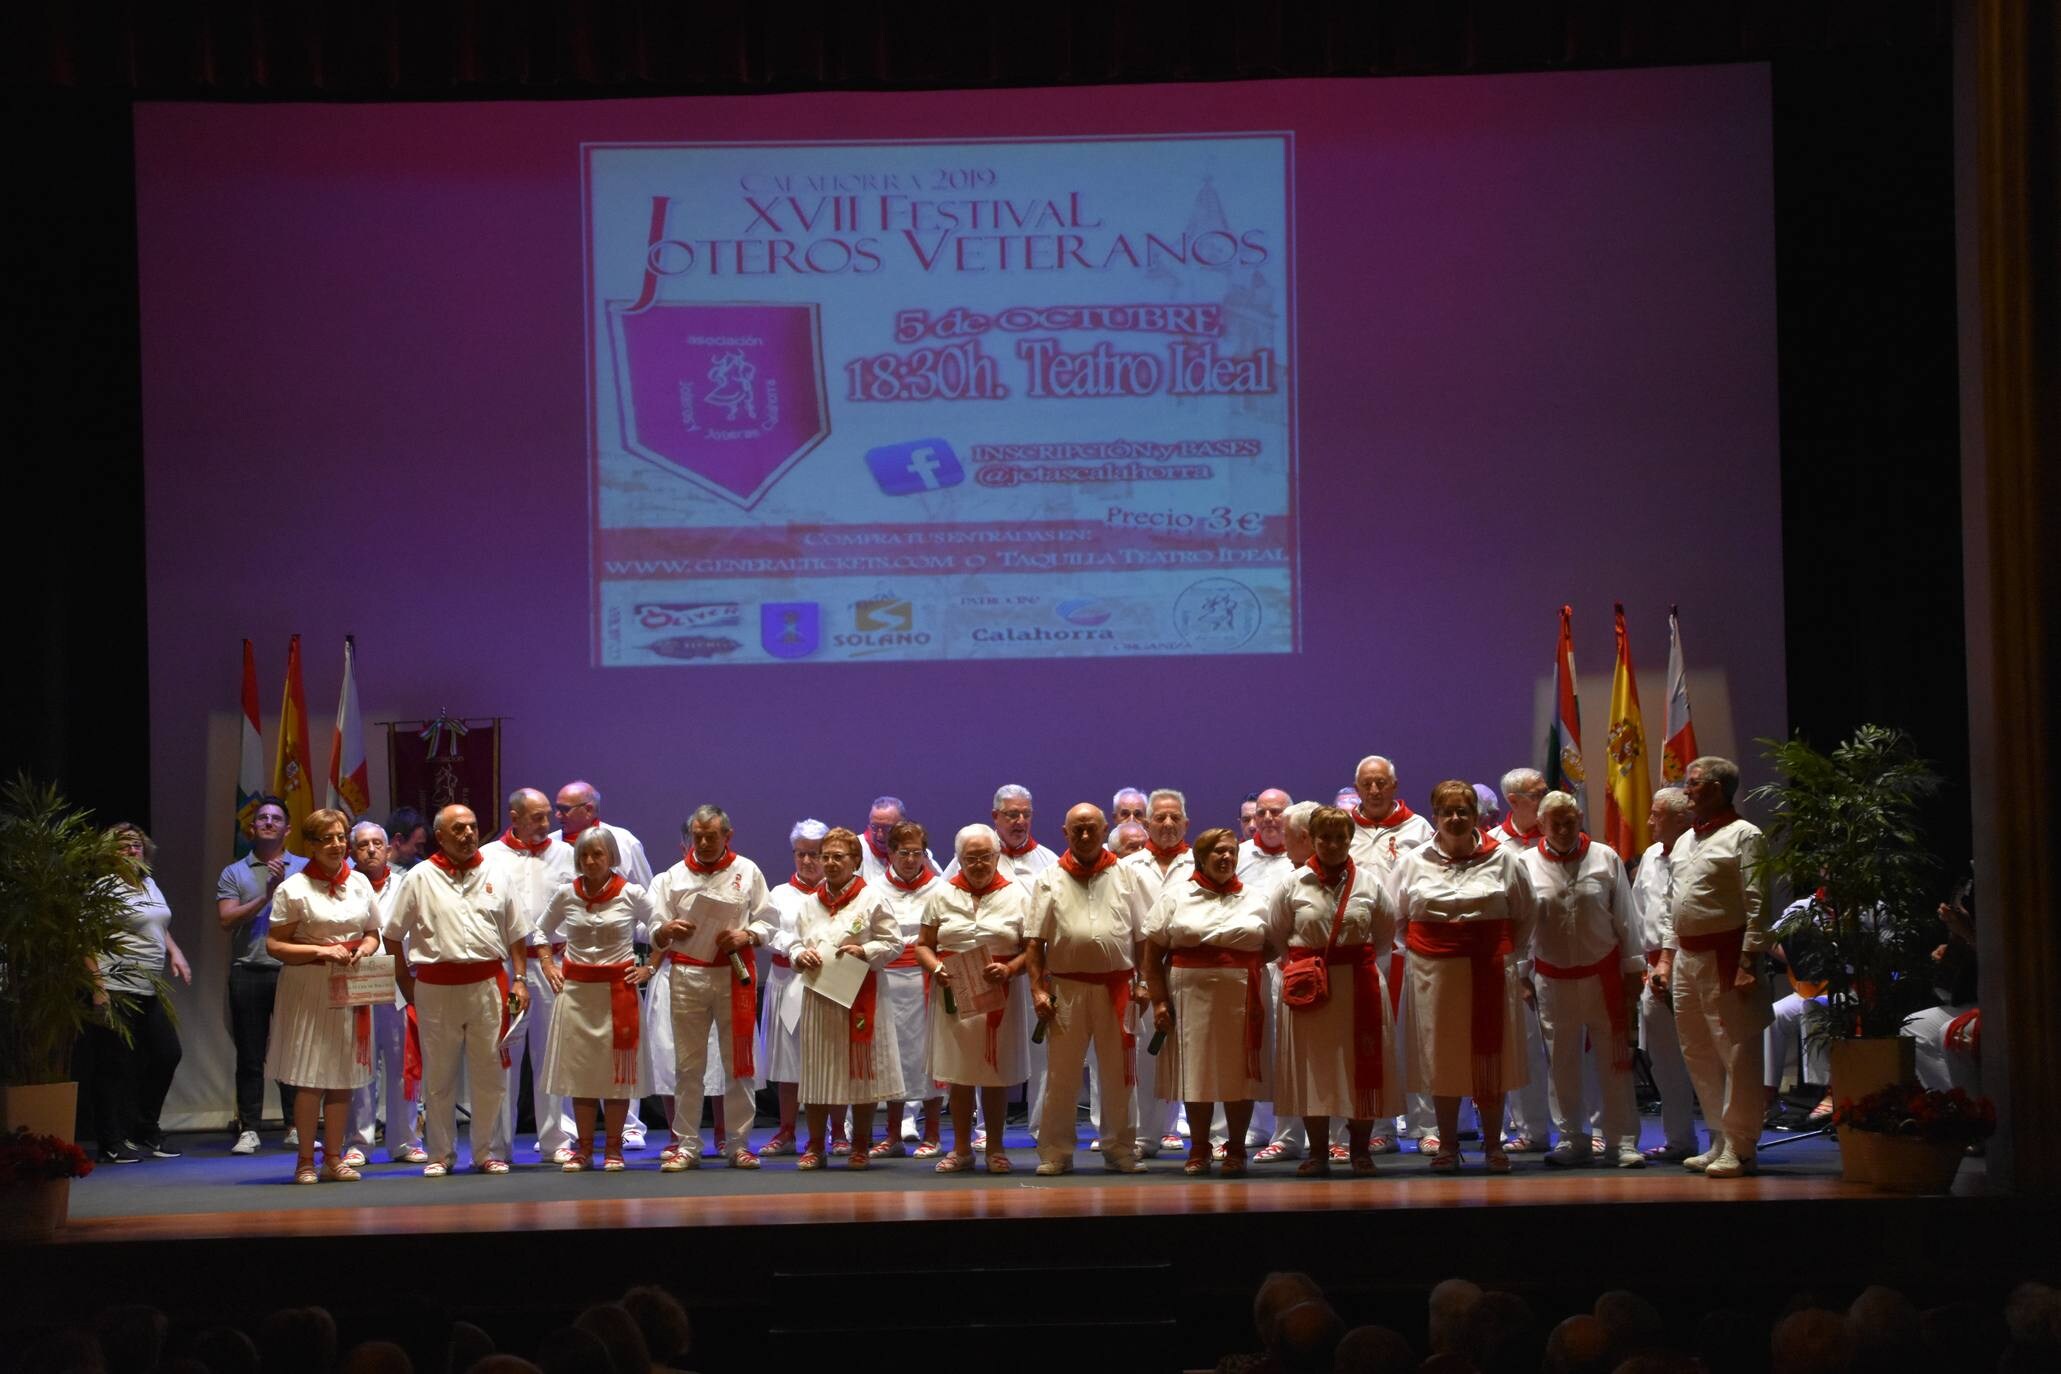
[1168,948,1265,1081]
[1405,920,1512,1100]
[1283,944,1384,1093]
[411,960,513,1068]
[769,952,792,969]
[565,960,640,1086]
[1534,944,1632,1071]
[886,946,925,969]
[665,951,757,1079]
[1677,924,1746,988]
[1054,968,1138,1085]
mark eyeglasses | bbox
[892,847,927,859]
[553,802,593,815]
[995,809,1031,822]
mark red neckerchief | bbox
[1498,819,1541,845]
[1431,833,1500,867]
[1540,834,1592,864]
[685,847,736,875]
[1250,835,1285,856]
[817,875,867,915]
[788,874,816,894]
[363,866,390,894]
[1146,840,1190,866]
[886,866,931,893]
[1353,800,1417,830]
[560,816,597,844]
[1059,848,1117,883]
[429,850,482,874]
[1000,834,1038,859]
[1694,808,1742,836]
[1192,870,1244,897]
[498,829,551,856]
[577,873,626,909]
[305,859,353,899]
[865,832,893,865]
[948,871,1010,897]
[1307,855,1352,888]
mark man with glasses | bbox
[1121,788,1196,1155]
[216,796,306,1154]
[482,788,577,1164]
[1348,755,1436,1156]
[549,779,658,1149]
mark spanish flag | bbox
[1545,604,1586,804]
[1662,605,1700,783]
[271,633,315,855]
[1603,604,1653,862]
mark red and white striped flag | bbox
[1661,605,1700,783]
[325,635,371,820]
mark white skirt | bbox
[882,965,933,1098]
[1405,949,1530,1097]
[1272,955,1401,1120]
[264,962,373,1091]
[1153,964,1268,1105]
[541,978,649,1100]
[927,974,1031,1088]
[799,977,906,1107]
[760,962,804,1084]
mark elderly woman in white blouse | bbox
[1267,805,1402,1176]
[915,823,1032,1174]
[264,809,383,1184]
[1143,827,1276,1176]
[537,827,656,1171]
[1392,780,1537,1174]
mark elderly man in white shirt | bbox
[386,805,533,1176]
[1348,755,1435,1153]
[1520,791,1646,1168]
[1631,787,1699,1161]
[1028,803,1152,1174]
[345,820,428,1165]
[481,788,577,1164]
[1119,788,1196,1154]
[1650,756,1773,1179]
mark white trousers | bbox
[1670,948,1769,1155]
[669,965,756,1156]
[1535,975,1638,1149]
[1902,1004,1979,1095]
[1764,991,1830,1090]
[416,979,512,1166]
[1042,980,1138,1167]
[1639,981,1698,1152]
[507,966,572,1156]
[1022,1030,1049,1144]
[349,1001,421,1156]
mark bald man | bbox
[1348,755,1435,1154]
[481,788,577,1163]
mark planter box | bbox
[1828,1040,1915,1183]
[0,1178,69,1244]
[1836,1127,1965,1193]
[0,1082,77,1141]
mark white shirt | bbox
[1347,805,1436,886]
[1660,816,1770,952]
[538,881,656,965]
[876,871,943,954]
[1144,877,1272,954]
[795,879,903,968]
[763,877,816,958]
[1630,839,1675,955]
[1120,845,1197,910]
[648,854,775,953]
[478,835,576,950]
[1235,839,1293,891]
[271,868,381,949]
[1266,860,1395,952]
[1518,837,1643,974]
[1391,836,1536,951]
[921,877,1031,957]
[946,841,1058,885]
[549,821,654,888]
[389,857,529,966]
[1029,859,1149,974]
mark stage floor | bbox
[59,1117,1894,1243]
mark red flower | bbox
[0,1127,94,1182]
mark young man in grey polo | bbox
[215,796,306,1153]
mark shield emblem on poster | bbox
[607,301,829,508]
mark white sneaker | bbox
[231,1130,260,1155]
[1703,1147,1757,1178]
[1683,1139,1722,1172]
[282,1128,299,1148]
[1616,1145,1648,1169]
[1033,1160,1073,1176]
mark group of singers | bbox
[164,755,1773,1185]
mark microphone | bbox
[1031,1013,1049,1044]
[942,982,957,1015]
[1147,1026,1168,1056]
[729,950,753,986]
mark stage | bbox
[29,1120,2044,1368]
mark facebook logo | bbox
[865,439,964,496]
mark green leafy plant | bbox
[0,774,155,1085]
[1749,726,1944,1041]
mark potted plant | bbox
[0,1126,95,1243]
[0,773,151,1140]
[1749,726,1945,1176]
[1830,1084,1994,1193]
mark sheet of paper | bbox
[942,947,1006,1017]
[778,972,805,1034]
[495,1000,528,1053]
[802,940,872,1010]
[326,954,395,1008]
[667,888,745,964]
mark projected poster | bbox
[584,135,1295,666]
